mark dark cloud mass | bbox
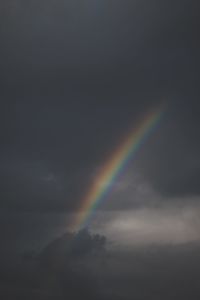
[0,229,200,299]
[0,1,200,298]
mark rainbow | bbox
[70,106,165,232]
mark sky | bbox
[0,0,200,299]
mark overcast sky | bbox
[0,1,200,298]
[0,0,200,213]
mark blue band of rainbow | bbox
[70,105,165,232]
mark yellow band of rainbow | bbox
[70,105,165,232]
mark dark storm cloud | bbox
[0,0,200,212]
[0,230,108,299]
[36,231,200,300]
[1,230,200,299]
[38,231,200,300]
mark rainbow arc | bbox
[70,106,165,232]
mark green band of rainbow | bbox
[70,106,165,232]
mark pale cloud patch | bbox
[89,201,200,247]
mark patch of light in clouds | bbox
[91,202,200,247]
